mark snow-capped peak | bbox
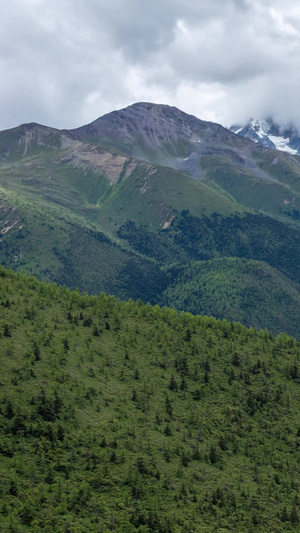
[229,118,300,156]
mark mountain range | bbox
[1,102,300,336]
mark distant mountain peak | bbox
[230,118,300,156]
[66,101,224,174]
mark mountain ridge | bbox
[66,102,274,180]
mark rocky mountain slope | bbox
[69,103,300,221]
[69,103,281,182]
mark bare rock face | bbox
[59,141,138,184]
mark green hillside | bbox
[117,210,300,284]
[1,103,300,337]
[115,212,300,337]
[160,257,300,337]
[200,149,300,223]
[1,267,300,532]
[0,188,167,302]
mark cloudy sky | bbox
[1,0,300,130]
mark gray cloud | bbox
[0,0,300,130]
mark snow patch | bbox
[268,135,298,155]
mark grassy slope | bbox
[0,188,167,301]
[200,154,300,224]
[0,143,244,231]
[1,267,300,532]
[0,141,247,305]
[254,149,300,192]
[93,164,242,235]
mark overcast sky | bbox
[1,0,300,130]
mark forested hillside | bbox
[1,266,300,532]
[117,211,300,337]
[160,257,300,336]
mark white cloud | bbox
[0,0,300,130]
